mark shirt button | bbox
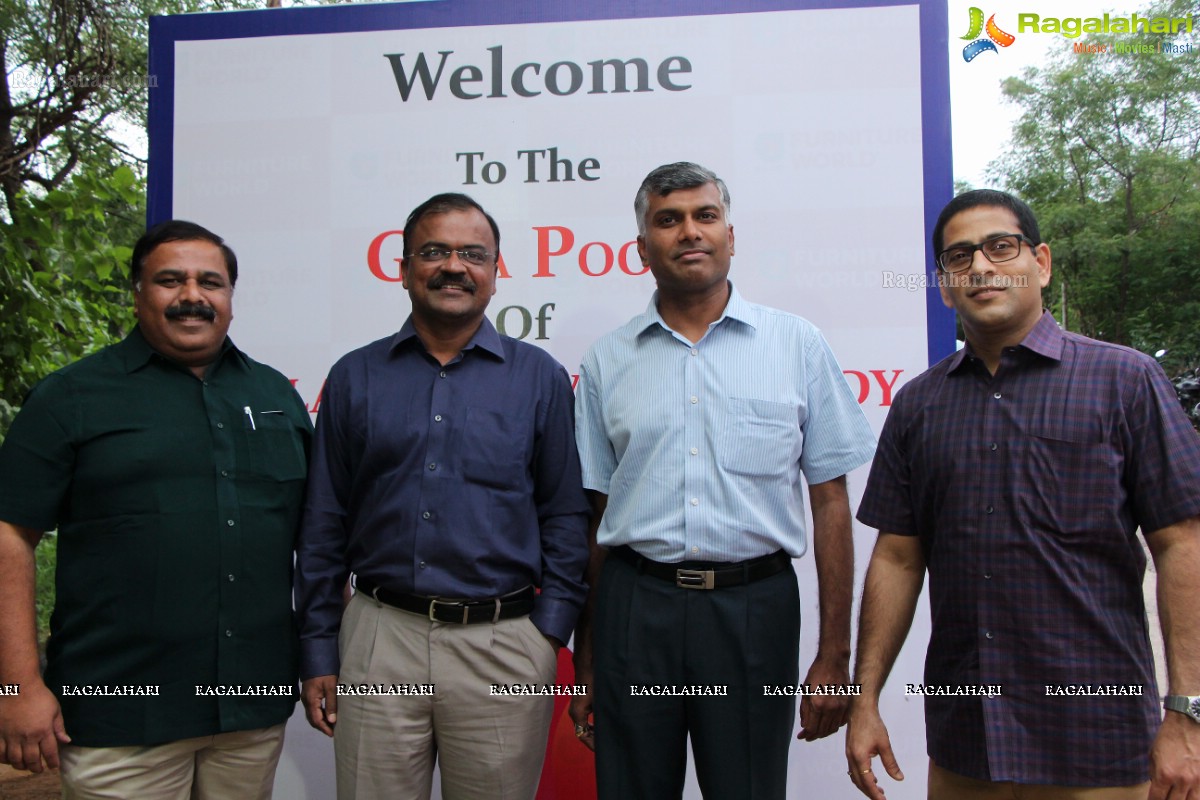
[439,371,447,378]
[690,396,698,404]
[984,631,994,640]
[985,505,994,514]
[690,498,699,506]
[422,511,432,520]
[419,562,427,570]
[227,574,236,582]
[434,414,442,422]
[225,629,233,637]
[690,447,698,456]
[428,463,437,471]
[216,422,225,429]
[220,470,229,477]
[983,572,992,580]
[989,443,998,451]
[691,546,699,554]
[227,519,235,527]
[993,392,1002,399]
[690,348,698,356]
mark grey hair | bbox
[634,162,732,235]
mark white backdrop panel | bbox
[152,1,952,796]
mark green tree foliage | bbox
[992,0,1200,375]
[0,0,274,421]
[34,533,56,658]
[0,0,151,418]
[0,163,143,425]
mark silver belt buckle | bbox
[675,569,715,590]
[428,599,470,624]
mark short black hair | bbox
[932,189,1042,255]
[130,220,238,287]
[634,162,731,235]
[402,193,500,258]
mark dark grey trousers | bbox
[593,553,801,799]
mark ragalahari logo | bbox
[961,7,1016,61]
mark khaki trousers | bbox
[334,591,558,800]
[59,723,286,800]
[929,761,1151,800]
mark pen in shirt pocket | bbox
[244,408,285,430]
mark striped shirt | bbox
[857,312,1200,786]
[576,283,875,562]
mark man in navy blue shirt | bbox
[295,193,589,800]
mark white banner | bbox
[150,1,952,796]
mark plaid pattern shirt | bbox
[857,312,1200,786]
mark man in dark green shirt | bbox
[0,221,311,799]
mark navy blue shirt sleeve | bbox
[526,362,589,644]
[294,354,354,680]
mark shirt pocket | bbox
[1023,428,1120,536]
[717,397,800,477]
[461,407,529,491]
[245,413,308,482]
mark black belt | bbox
[610,545,791,590]
[356,581,535,624]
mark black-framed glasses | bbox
[414,248,494,267]
[936,234,1034,274]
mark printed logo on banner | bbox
[960,7,1016,62]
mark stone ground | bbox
[0,546,1169,799]
[0,765,59,800]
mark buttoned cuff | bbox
[530,595,580,646]
[300,636,340,681]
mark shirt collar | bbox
[391,315,506,361]
[118,325,245,375]
[634,281,758,338]
[948,311,1063,374]
[1017,311,1065,361]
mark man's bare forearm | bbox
[809,476,854,661]
[572,491,608,679]
[852,532,926,707]
[1148,517,1200,694]
[0,522,44,686]
[567,491,607,751]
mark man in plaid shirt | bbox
[846,190,1200,799]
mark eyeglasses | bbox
[936,234,1034,274]
[413,248,494,267]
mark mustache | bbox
[164,302,217,321]
[428,272,477,293]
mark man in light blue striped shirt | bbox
[568,162,876,799]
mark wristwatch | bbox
[1163,695,1200,723]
